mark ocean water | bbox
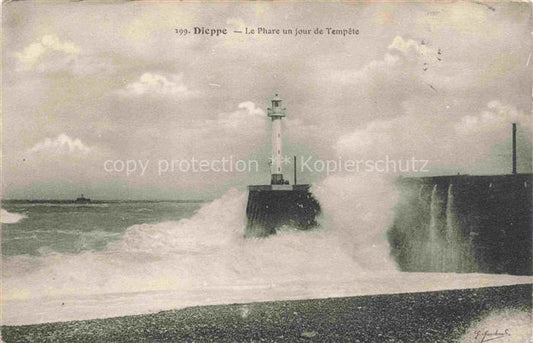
[1,201,202,257]
[2,176,531,325]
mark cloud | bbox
[16,35,112,75]
[335,114,437,164]
[178,101,267,148]
[28,134,93,156]
[388,36,436,57]
[333,36,438,86]
[334,100,531,174]
[322,35,444,124]
[117,73,196,97]
[17,35,81,68]
[140,100,270,169]
[455,101,532,136]
[336,119,397,156]
[216,101,265,128]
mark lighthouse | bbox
[245,94,321,237]
[268,94,286,185]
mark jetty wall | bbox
[387,174,532,275]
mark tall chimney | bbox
[512,123,517,175]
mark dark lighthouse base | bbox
[245,184,321,238]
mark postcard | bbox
[1,1,531,342]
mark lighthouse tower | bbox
[245,93,321,238]
[268,94,286,185]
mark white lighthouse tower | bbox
[267,94,286,185]
[245,94,321,238]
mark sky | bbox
[2,1,532,200]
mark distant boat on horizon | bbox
[74,194,91,204]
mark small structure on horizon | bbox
[75,194,91,204]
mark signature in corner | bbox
[474,329,511,343]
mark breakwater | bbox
[388,174,532,275]
[245,185,321,237]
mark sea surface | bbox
[1,186,531,326]
[1,201,203,257]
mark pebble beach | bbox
[2,283,531,343]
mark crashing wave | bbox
[1,209,27,224]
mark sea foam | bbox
[1,209,27,224]
[2,175,531,325]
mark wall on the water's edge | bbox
[388,174,532,275]
[245,185,321,237]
